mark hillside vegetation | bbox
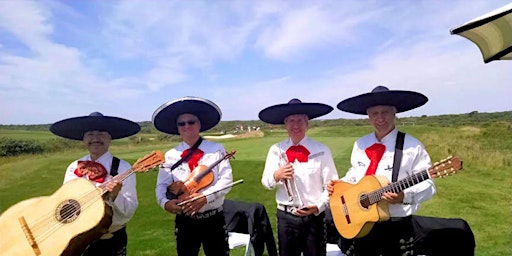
[0,111,511,255]
[1,111,510,156]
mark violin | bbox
[167,150,236,201]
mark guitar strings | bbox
[362,171,429,205]
[23,153,161,246]
[25,168,135,245]
[29,185,104,244]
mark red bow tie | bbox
[365,143,386,176]
[181,148,204,171]
[286,145,310,163]
[74,160,108,183]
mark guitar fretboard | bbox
[98,168,136,195]
[360,169,430,207]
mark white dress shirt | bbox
[261,136,339,214]
[342,128,436,217]
[155,139,233,212]
[63,151,139,232]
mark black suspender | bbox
[392,131,405,182]
[165,137,204,200]
[169,137,203,171]
[111,156,120,176]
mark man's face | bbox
[177,113,201,139]
[83,130,111,157]
[367,105,396,135]
[284,114,309,142]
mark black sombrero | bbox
[50,112,141,140]
[337,86,428,115]
[258,98,333,124]
[152,96,222,135]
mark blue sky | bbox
[1,0,510,125]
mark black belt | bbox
[277,204,298,215]
[390,216,412,222]
[185,207,223,220]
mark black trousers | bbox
[175,210,230,256]
[341,216,415,256]
[82,227,127,256]
[277,210,326,256]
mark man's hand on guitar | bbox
[382,191,404,204]
[327,179,342,196]
[274,163,294,182]
[104,179,122,200]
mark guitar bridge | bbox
[341,195,351,224]
[18,216,41,256]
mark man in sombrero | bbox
[153,96,233,256]
[327,86,437,256]
[50,112,141,256]
[259,98,339,256]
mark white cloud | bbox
[254,2,375,61]
[0,0,510,124]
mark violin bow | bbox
[177,179,244,206]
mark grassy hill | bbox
[0,111,511,255]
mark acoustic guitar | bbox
[329,156,463,239]
[0,150,165,256]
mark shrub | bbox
[0,138,44,156]
[41,138,82,152]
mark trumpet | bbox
[278,152,305,208]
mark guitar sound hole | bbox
[360,194,370,209]
[55,199,81,224]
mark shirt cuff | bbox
[206,193,215,203]
[159,198,170,210]
[315,202,325,215]
[403,191,413,204]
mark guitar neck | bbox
[367,169,430,205]
[98,168,135,195]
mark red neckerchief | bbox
[181,148,204,171]
[286,145,310,163]
[364,143,386,176]
[74,160,108,183]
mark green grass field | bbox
[1,124,511,255]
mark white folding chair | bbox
[326,243,346,256]
[228,232,255,256]
[299,243,346,256]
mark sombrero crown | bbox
[337,86,428,115]
[258,98,333,124]
[50,112,140,140]
[152,96,222,135]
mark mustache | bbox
[88,141,104,145]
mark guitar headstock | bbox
[132,150,165,173]
[224,150,236,160]
[428,156,463,179]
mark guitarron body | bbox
[0,178,105,256]
[0,150,166,256]
[330,175,390,239]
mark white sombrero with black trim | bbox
[337,86,428,115]
[50,112,141,140]
[152,96,222,135]
[258,98,333,125]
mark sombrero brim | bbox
[152,97,222,135]
[337,90,428,115]
[258,103,333,124]
[50,116,140,140]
